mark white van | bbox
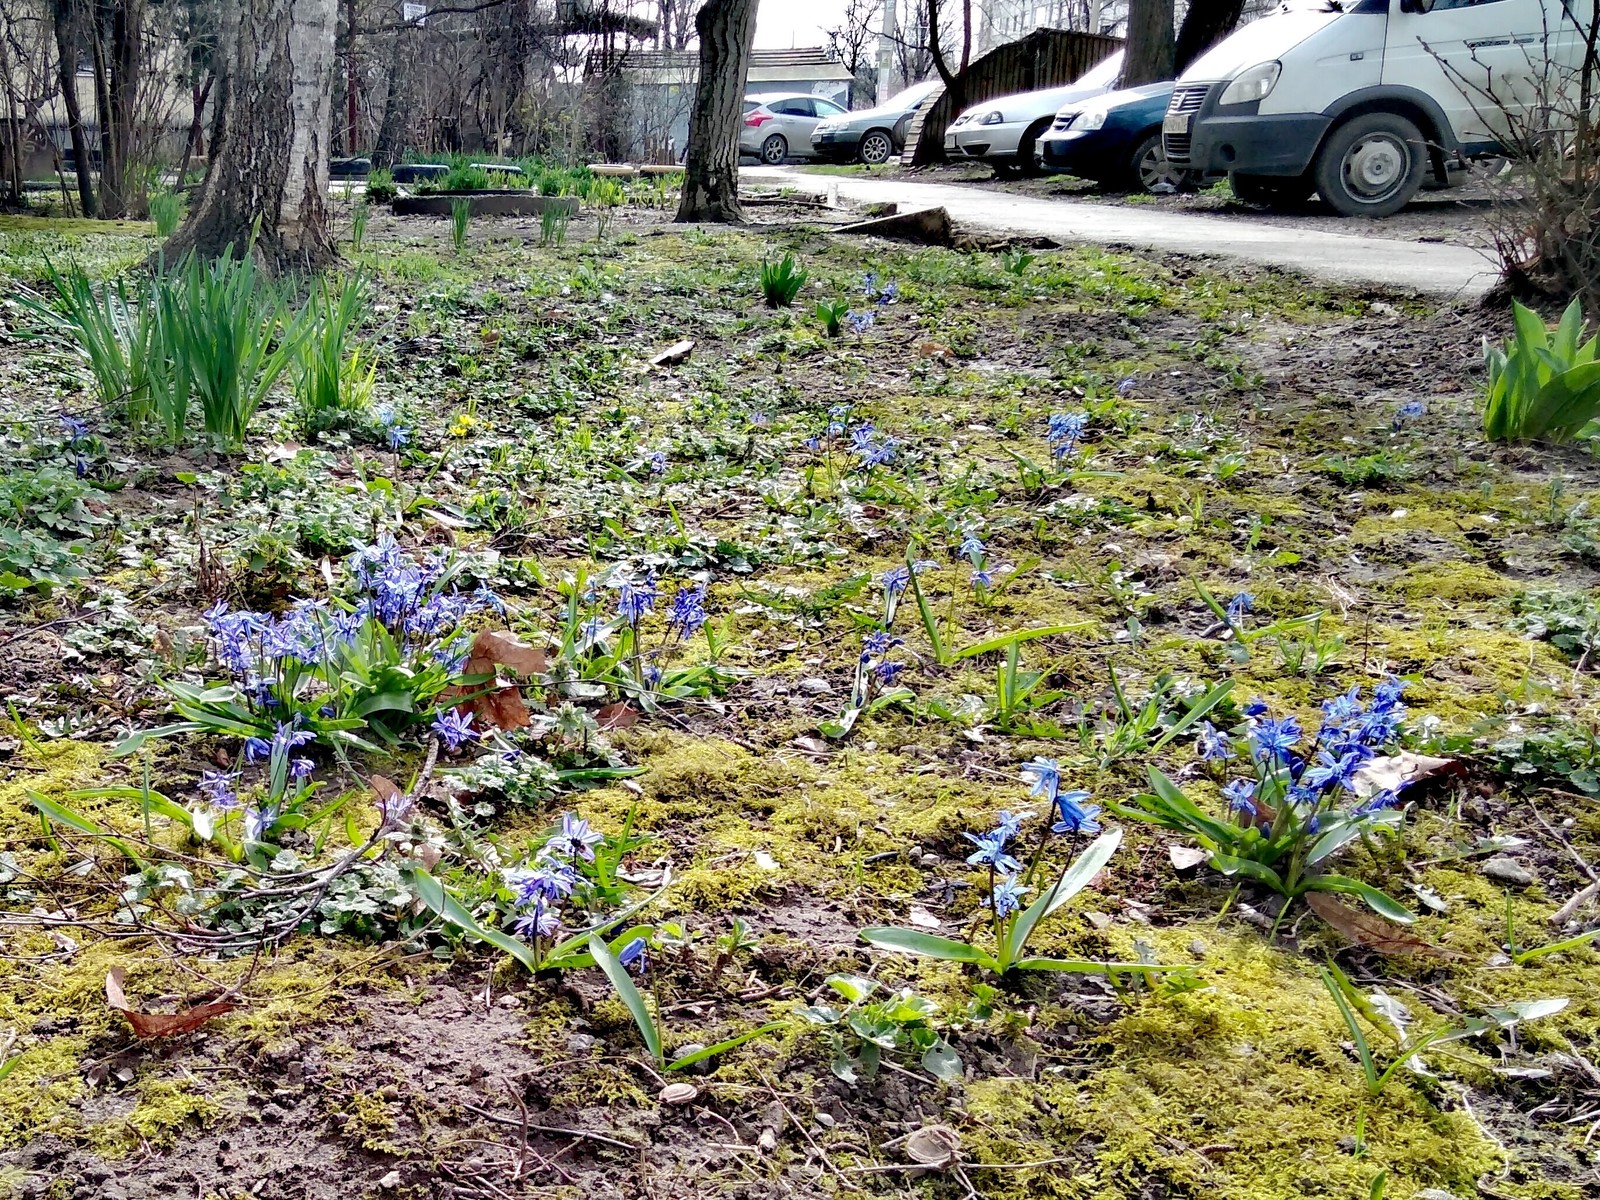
[1163,0,1594,216]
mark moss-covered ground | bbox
[0,198,1596,1200]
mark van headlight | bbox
[1220,61,1282,105]
[979,110,1004,125]
[1074,107,1108,131]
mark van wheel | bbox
[1313,112,1427,217]
[1230,173,1314,208]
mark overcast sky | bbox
[755,0,856,49]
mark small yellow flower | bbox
[448,414,478,438]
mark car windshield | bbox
[1075,51,1125,91]
[880,80,938,111]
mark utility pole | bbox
[876,0,895,102]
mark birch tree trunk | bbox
[165,0,338,273]
[675,0,757,224]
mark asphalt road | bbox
[746,166,1496,300]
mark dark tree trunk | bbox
[1121,0,1175,88]
[960,0,971,72]
[927,0,962,113]
[371,30,411,169]
[51,0,97,217]
[675,0,757,224]
[1174,0,1246,74]
[177,71,215,185]
[165,0,338,273]
[89,0,143,217]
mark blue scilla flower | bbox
[1243,697,1269,718]
[1248,715,1301,762]
[668,583,708,639]
[1320,684,1364,731]
[386,424,409,450]
[1226,592,1254,624]
[244,803,278,843]
[1046,411,1088,458]
[1222,778,1258,813]
[548,813,604,862]
[874,660,904,685]
[963,830,1023,875]
[959,533,986,560]
[875,280,899,305]
[1050,791,1101,836]
[243,736,271,764]
[845,309,875,334]
[1020,757,1061,802]
[1393,400,1425,430]
[513,859,578,904]
[59,414,88,441]
[1195,721,1235,763]
[880,565,910,596]
[618,936,649,974]
[971,568,993,588]
[432,708,477,751]
[994,810,1032,840]
[1302,747,1369,793]
[990,874,1030,918]
[616,574,658,623]
[200,770,239,811]
[647,451,667,475]
[862,629,903,657]
[513,900,562,940]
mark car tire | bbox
[1127,132,1193,194]
[1230,173,1315,208]
[760,133,788,165]
[1312,112,1427,217]
[1015,118,1053,178]
[858,129,894,165]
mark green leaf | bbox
[859,926,990,965]
[1531,360,1600,441]
[667,1021,788,1073]
[589,932,663,1066]
[826,973,879,1003]
[406,867,540,971]
[110,721,210,757]
[0,1050,23,1083]
[920,1040,963,1081]
[1208,853,1286,891]
[1313,875,1416,924]
[1149,680,1234,752]
[28,792,145,864]
[1001,828,1121,967]
[951,623,1088,661]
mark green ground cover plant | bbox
[0,201,1594,1200]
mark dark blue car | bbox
[1036,82,1196,193]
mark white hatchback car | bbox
[945,51,1124,175]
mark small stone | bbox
[259,1104,287,1124]
[496,993,522,1008]
[815,1112,836,1128]
[797,677,832,695]
[377,1170,401,1189]
[659,1082,699,1105]
[1188,939,1208,959]
[672,1044,715,1076]
[1481,856,1535,888]
[1415,1191,1464,1200]
[566,1033,597,1054]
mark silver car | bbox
[945,51,1124,176]
[740,93,848,164]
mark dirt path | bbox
[748,164,1498,300]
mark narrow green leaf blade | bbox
[589,932,662,1065]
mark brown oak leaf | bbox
[106,967,236,1040]
[1305,893,1453,958]
[454,630,549,732]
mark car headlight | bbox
[979,110,1004,126]
[1074,108,1108,131]
[814,121,835,134]
[1219,61,1282,106]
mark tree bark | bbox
[51,0,97,217]
[1174,0,1246,74]
[675,0,757,224]
[177,71,215,185]
[166,0,339,273]
[1121,0,1175,88]
[371,28,411,168]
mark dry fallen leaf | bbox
[1305,893,1452,958]
[903,1124,961,1167]
[650,339,695,368]
[1168,844,1209,872]
[1351,752,1459,798]
[915,341,954,360]
[106,967,236,1039]
[454,629,549,731]
[596,702,640,730]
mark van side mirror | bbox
[1400,0,1435,12]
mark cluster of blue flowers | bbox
[849,421,898,468]
[860,628,905,686]
[862,274,900,305]
[196,717,318,842]
[375,404,409,450]
[1046,411,1089,460]
[204,538,497,702]
[880,560,935,598]
[1204,680,1409,833]
[666,582,709,640]
[506,813,605,944]
[960,760,1102,920]
[59,413,90,476]
[959,532,992,589]
[616,573,658,624]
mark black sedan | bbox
[1036,82,1197,193]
